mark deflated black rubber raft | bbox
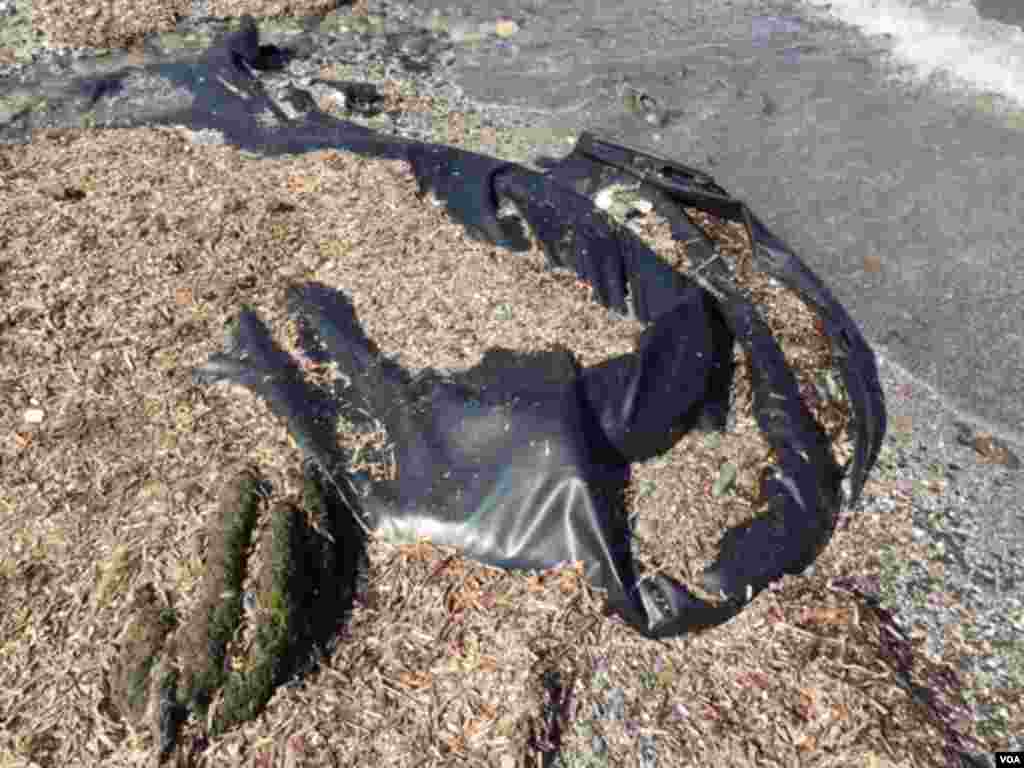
[36,15,884,638]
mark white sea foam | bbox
[798,0,1024,107]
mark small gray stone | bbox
[638,733,657,768]
[449,22,484,44]
[604,687,625,720]
[400,34,431,57]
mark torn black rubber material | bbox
[196,256,866,638]
[22,14,884,637]
[540,132,886,506]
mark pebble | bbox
[449,22,484,44]
[494,19,520,39]
[645,110,668,126]
[23,408,45,424]
[400,34,432,57]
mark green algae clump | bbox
[177,468,263,716]
[213,500,312,735]
[110,583,176,726]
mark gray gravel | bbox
[863,344,1023,754]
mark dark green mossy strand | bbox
[179,469,263,715]
[158,607,179,633]
[173,463,366,737]
[124,655,157,720]
[212,501,310,735]
[111,583,175,727]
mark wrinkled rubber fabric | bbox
[45,14,886,637]
[534,134,886,499]
[197,279,733,638]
